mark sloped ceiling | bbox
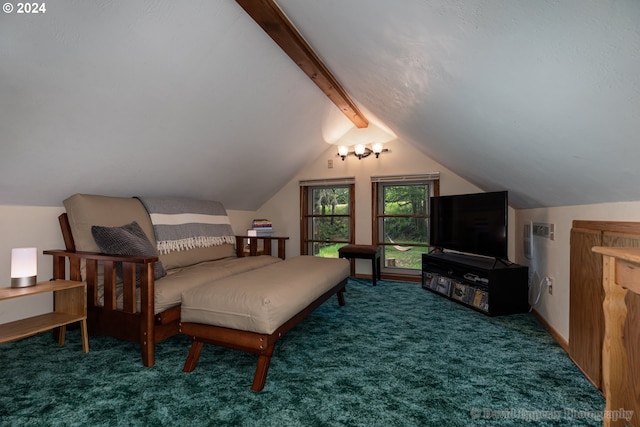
[1,0,639,210]
[0,1,336,210]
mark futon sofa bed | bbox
[45,194,350,384]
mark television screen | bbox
[429,191,508,259]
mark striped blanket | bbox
[136,197,235,255]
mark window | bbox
[372,174,439,277]
[300,178,355,257]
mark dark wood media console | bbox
[422,252,529,316]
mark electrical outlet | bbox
[328,159,333,169]
[546,277,553,295]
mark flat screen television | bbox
[429,191,508,259]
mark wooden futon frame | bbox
[44,213,288,367]
[180,277,347,391]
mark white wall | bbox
[0,204,257,324]
[5,146,638,344]
[0,205,65,323]
[258,139,640,343]
[256,139,483,270]
[514,201,640,342]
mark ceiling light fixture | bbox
[337,143,389,161]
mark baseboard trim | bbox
[531,309,569,353]
[381,273,421,283]
[532,309,603,393]
[353,273,421,283]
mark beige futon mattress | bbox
[180,255,350,335]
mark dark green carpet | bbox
[0,278,603,426]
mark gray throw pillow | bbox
[91,221,166,282]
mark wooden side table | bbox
[235,235,289,259]
[0,280,88,352]
[338,244,381,286]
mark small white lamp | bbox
[11,247,37,288]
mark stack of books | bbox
[247,219,274,237]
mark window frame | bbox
[300,180,355,256]
[371,174,439,281]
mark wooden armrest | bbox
[43,249,158,263]
[50,214,155,317]
[44,249,158,283]
[44,248,156,314]
[234,236,289,259]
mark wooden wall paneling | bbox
[574,220,640,235]
[603,231,640,249]
[569,226,603,389]
[570,220,640,394]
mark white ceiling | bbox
[1,0,639,210]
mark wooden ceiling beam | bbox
[236,0,369,128]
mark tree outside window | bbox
[301,182,354,257]
[373,176,439,277]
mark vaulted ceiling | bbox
[1,1,639,210]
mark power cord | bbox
[528,276,548,312]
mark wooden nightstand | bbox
[0,280,88,352]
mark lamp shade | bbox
[11,247,37,288]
